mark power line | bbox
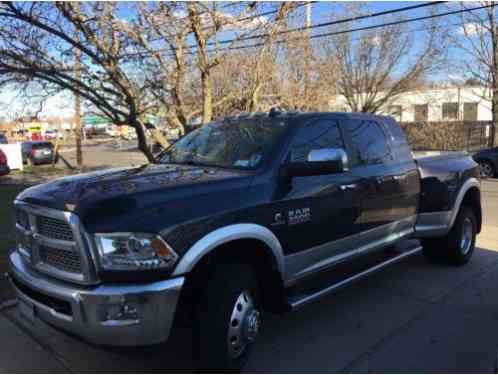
[147,2,493,59]
[143,2,314,45]
[213,1,445,47]
[123,1,444,59]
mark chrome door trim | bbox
[415,211,452,237]
[289,245,423,310]
[284,216,416,286]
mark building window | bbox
[463,102,478,121]
[414,104,428,122]
[442,102,459,120]
[388,105,402,122]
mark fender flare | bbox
[171,223,285,277]
[448,177,480,229]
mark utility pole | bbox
[303,1,312,108]
[305,1,312,29]
[74,32,83,167]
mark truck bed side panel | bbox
[415,153,481,237]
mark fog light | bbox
[98,296,139,326]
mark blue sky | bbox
[302,1,489,82]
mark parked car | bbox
[43,129,58,140]
[105,125,120,138]
[0,149,10,176]
[21,141,58,166]
[0,133,8,144]
[472,146,498,178]
[8,111,482,372]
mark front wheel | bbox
[194,263,261,372]
[422,205,477,265]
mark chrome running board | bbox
[288,245,422,311]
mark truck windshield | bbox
[157,117,288,169]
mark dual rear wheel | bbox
[422,205,477,265]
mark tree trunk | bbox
[74,34,83,168]
[133,122,155,163]
[491,16,498,147]
[201,71,212,124]
[249,82,262,113]
[492,84,498,147]
[167,114,187,137]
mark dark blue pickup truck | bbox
[8,111,481,371]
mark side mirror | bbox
[283,148,349,178]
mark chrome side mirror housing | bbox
[282,148,349,179]
[307,148,349,171]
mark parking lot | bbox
[0,180,498,373]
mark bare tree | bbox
[130,2,297,133]
[327,4,444,113]
[450,1,497,145]
[0,2,160,161]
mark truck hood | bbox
[16,163,251,213]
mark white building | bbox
[331,86,493,123]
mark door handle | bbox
[340,183,357,191]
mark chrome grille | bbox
[37,215,74,241]
[14,201,96,285]
[39,245,82,274]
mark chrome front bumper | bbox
[8,251,185,346]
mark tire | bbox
[479,160,495,179]
[194,262,261,373]
[422,205,477,266]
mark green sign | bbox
[83,115,111,125]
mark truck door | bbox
[343,118,409,245]
[273,118,362,277]
[380,117,420,234]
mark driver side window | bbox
[289,120,345,162]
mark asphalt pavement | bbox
[1,179,498,373]
[60,140,147,169]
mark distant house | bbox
[330,86,492,123]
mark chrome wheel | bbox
[227,290,260,359]
[460,217,474,255]
[479,161,494,178]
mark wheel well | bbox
[461,187,482,233]
[179,239,287,317]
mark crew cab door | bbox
[342,118,417,246]
[273,118,362,279]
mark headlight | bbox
[94,233,178,271]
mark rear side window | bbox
[289,119,344,162]
[383,117,412,162]
[345,120,392,165]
